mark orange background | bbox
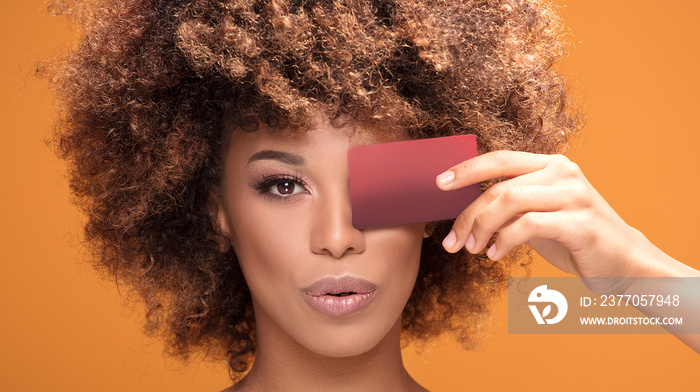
[2,1,699,390]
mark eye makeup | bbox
[250,172,309,202]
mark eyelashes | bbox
[250,173,309,202]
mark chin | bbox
[305,337,384,358]
[297,318,398,358]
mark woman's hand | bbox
[435,150,656,279]
[436,150,700,353]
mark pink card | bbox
[348,135,481,229]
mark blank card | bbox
[348,135,482,229]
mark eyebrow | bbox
[245,150,307,167]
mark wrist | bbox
[622,228,700,296]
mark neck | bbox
[233,315,424,392]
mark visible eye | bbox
[251,174,308,202]
[271,179,302,196]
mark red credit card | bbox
[348,135,481,229]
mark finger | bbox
[436,150,570,190]
[468,182,590,253]
[485,211,575,261]
[442,167,569,253]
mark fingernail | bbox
[465,233,475,253]
[442,230,456,250]
[436,171,455,186]
[487,243,497,259]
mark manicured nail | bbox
[465,233,475,253]
[436,170,455,186]
[487,243,497,259]
[442,230,456,250]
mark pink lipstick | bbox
[302,276,377,317]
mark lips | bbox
[302,275,377,317]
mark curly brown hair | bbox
[44,0,582,380]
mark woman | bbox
[45,0,699,390]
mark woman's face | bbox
[214,116,426,358]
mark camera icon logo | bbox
[528,285,568,325]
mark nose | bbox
[309,187,366,258]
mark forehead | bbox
[224,115,409,161]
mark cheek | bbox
[375,223,425,261]
[370,224,425,286]
[226,198,310,287]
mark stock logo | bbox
[528,285,568,325]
